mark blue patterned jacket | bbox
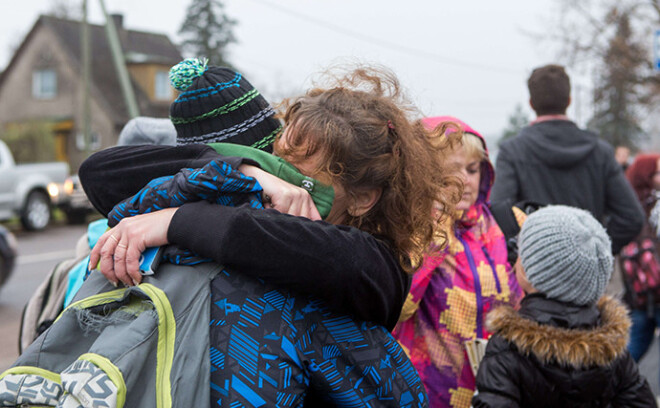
[108,157,428,407]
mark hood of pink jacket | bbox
[421,116,495,205]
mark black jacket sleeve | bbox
[472,337,522,408]
[603,155,645,254]
[611,353,656,408]
[79,144,243,216]
[168,201,409,330]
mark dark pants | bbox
[628,307,660,391]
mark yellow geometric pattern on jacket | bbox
[392,194,523,408]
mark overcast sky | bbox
[0,0,576,141]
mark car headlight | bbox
[64,178,75,195]
[47,182,60,199]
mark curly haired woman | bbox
[81,65,461,406]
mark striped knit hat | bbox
[518,205,613,305]
[169,58,281,152]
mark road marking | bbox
[16,250,76,265]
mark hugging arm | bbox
[82,145,408,329]
[79,144,239,216]
[169,202,409,330]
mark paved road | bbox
[0,223,87,370]
[0,222,658,399]
[641,338,659,395]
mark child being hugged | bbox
[472,205,656,408]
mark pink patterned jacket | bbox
[392,116,523,408]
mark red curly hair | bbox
[626,153,660,214]
[275,65,462,272]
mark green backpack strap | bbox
[208,143,335,219]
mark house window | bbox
[32,69,57,99]
[155,70,172,100]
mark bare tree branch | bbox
[543,0,658,148]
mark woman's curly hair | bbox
[276,65,462,272]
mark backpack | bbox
[1,262,220,408]
[18,219,108,354]
[620,236,660,313]
[18,235,89,353]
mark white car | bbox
[0,140,69,230]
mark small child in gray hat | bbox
[472,205,656,408]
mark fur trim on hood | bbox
[486,296,630,368]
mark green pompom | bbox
[169,58,208,91]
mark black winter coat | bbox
[472,294,656,408]
[491,120,644,254]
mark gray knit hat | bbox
[518,205,613,305]
[117,117,176,146]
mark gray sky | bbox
[1,0,568,141]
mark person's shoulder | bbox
[499,125,538,150]
[485,304,521,332]
[569,125,610,149]
[578,131,617,166]
[592,137,615,156]
[484,332,517,355]
[484,303,535,353]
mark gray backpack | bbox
[19,232,91,353]
[0,262,220,408]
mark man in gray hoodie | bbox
[491,64,644,254]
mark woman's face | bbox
[275,127,350,225]
[653,158,660,191]
[449,145,482,211]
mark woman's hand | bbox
[239,164,321,220]
[89,208,178,287]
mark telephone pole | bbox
[81,0,92,154]
[99,0,139,119]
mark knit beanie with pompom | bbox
[168,58,281,152]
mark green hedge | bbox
[1,122,57,164]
